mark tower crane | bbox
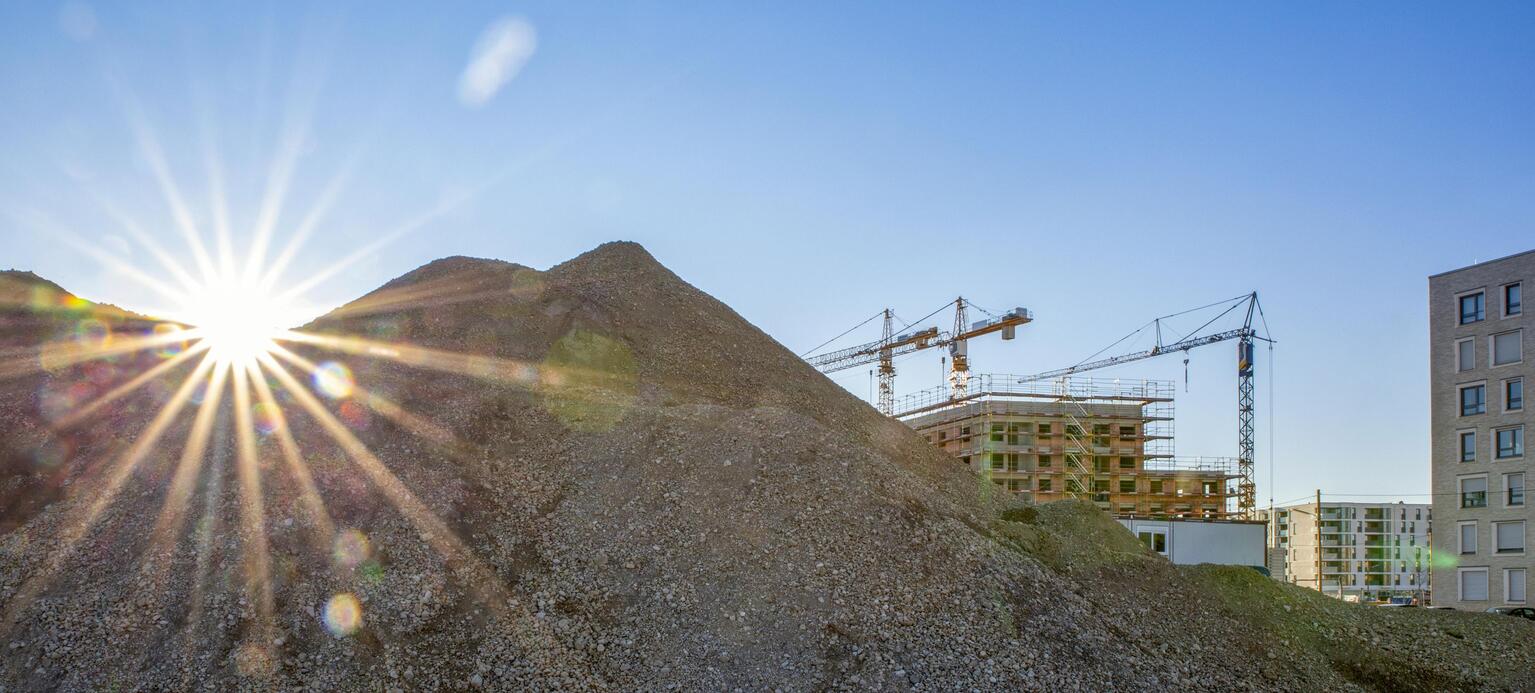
[805,298,1032,415]
[1017,292,1273,519]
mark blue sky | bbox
[2,2,1533,505]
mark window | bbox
[1493,330,1522,366]
[1507,283,1522,317]
[1037,478,1052,492]
[1460,522,1478,555]
[1461,476,1488,508]
[1462,292,1485,324]
[1508,569,1527,604]
[1119,425,1135,439]
[1508,473,1525,507]
[1458,338,1476,371]
[1496,521,1525,554]
[1138,530,1167,555]
[1496,427,1524,459]
[1119,479,1136,493]
[1118,456,1135,469]
[1460,568,1489,601]
[1509,378,1525,411]
[1461,431,1476,462]
[1037,424,1051,436]
[991,454,1006,471]
[1461,384,1486,416]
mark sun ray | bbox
[0,327,206,380]
[253,156,356,294]
[255,78,410,296]
[181,406,226,683]
[269,175,510,305]
[193,80,239,279]
[277,330,541,388]
[231,363,276,657]
[146,360,230,563]
[318,273,538,321]
[258,353,598,677]
[81,187,205,296]
[245,358,336,546]
[115,83,220,285]
[243,47,329,285]
[1,206,192,308]
[0,353,218,636]
[267,344,460,448]
[54,340,210,429]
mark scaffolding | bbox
[901,376,1237,518]
[896,375,1175,458]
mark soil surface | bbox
[1,245,1532,692]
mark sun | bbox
[177,274,300,365]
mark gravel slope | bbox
[1,244,1533,691]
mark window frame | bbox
[1505,282,1522,318]
[1459,429,1476,463]
[1507,472,1526,508]
[1491,329,1523,367]
[1494,520,1526,556]
[1507,377,1524,412]
[1460,382,1487,417]
[1137,528,1168,556]
[1457,337,1476,372]
[1495,426,1524,460]
[1460,290,1487,325]
[1460,474,1489,508]
[1459,520,1478,555]
[1507,568,1528,604]
[1460,567,1490,602]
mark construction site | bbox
[4,244,1534,691]
[803,294,1268,522]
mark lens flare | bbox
[338,400,370,430]
[332,529,371,570]
[323,593,362,637]
[252,401,282,435]
[312,361,354,399]
[74,319,112,348]
[153,322,189,358]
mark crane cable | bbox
[1064,294,1248,371]
[800,310,884,357]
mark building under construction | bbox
[899,375,1236,518]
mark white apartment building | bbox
[1430,250,1531,609]
[1266,501,1431,602]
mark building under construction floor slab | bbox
[898,375,1236,519]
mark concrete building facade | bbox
[1267,501,1432,602]
[1430,250,1532,609]
[900,376,1235,518]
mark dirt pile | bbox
[1,243,1533,691]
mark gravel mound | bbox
[2,243,1533,691]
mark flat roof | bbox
[1428,247,1535,279]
